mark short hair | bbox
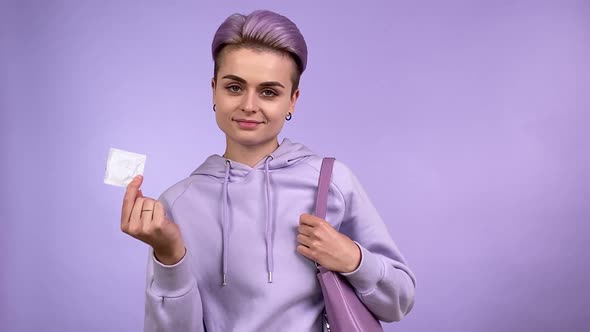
[211,10,308,96]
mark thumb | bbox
[129,175,144,197]
[136,175,144,198]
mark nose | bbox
[240,90,258,113]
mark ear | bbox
[289,89,300,115]
[211,78,216,104]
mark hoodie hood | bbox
[190,138,314,180]
[189,138,315,285]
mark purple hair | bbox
[211,10,308,95]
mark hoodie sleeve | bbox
[143,192,204,332]
[332,161,416,322]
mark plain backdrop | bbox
[1,0,589,331]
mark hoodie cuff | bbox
[340,242,385,294]
[150,248,195,297]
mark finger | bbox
[296,244,316,262]
[299,213,322,227]
[298,224,315,237]
[296,233,312,247]
[140,199,156,226]
[129,197,146,232]
[121,175,143,226]
[153,201,166,226]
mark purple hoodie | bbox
[144,138,416,331]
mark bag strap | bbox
[314,157,336,219]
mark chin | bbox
[227,132,276,147]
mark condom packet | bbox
[104,148,146,187]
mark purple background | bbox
[1,1,589,331]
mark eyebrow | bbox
[221,74,285,89]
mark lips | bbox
[234,119,263,124]
[234,118,263,129]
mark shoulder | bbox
[157,175,198,211]
[157,154,223,208]
[301,156,359,196]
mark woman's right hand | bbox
[120,175,186,265]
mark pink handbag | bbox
[314,158,384,332]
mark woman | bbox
[120,9,416,332]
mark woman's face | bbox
[212,47,300,148]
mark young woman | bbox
[120,9,416,332]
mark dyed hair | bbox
[211,10,308,97]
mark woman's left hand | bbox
[296,213,361,273]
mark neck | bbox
[223,137,280,168]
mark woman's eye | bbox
[261,89,277,97]
[227,85,241,93]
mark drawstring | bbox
[264,156,274,283]
[220,156,275,285]
[222,160,231,286]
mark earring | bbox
[285,112,292,121]
[213,104,216,112]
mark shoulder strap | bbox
[314,157,336,219]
